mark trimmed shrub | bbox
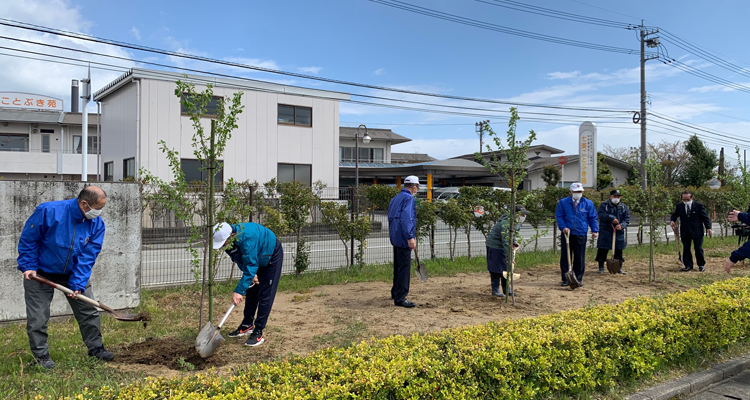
[89,278,750,400]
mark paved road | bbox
[141,219,726,287]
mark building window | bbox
[278,104,312,127]
[123,158,135,180]
[73,135,99,154]
[277,163,312,186]
[104,162,114,181]
[0,134,29,152]
[339,147,384,163]
[41,135,50,153]
[180,159,224,186]
[181,95,223,117]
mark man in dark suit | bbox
[670,190,712,272]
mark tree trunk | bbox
[553,220,558,254]
[430,226,436,260]
[466,226,472,260]
[341,239,350,269]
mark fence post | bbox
[430,225,435,260]
[249,185,254,222]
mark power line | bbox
[649,94,750,124]
[364,0,640,54]
[662,57,750,94]
[471,0,633,29]
[661,30,750,80]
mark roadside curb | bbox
[626,354,750,400]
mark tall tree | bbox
[680,135,718,187]
[596,152,613,190]
[541,164,561,188]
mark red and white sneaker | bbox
[227,324,254,338]
[244,329,264,347]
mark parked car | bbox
[434,187,510,203]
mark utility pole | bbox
[638,23,660,190]
[476,120,489,154]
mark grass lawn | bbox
[1,236,747,399]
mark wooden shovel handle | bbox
[29,274,102,309]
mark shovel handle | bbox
[29,274,101,309]
[216,304,235,329]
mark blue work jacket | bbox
[226,223,277,295]
[730,213,750,263]
[555,196,599,236]
[596,200,631,250]
[17,198,106,292]
[388,189,416,248]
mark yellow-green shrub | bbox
[80,278,750,400]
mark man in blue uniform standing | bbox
[724,209,750,274]
[212,221,283,347]
[388,175,418,308]
[18,186,113,369]
[555,182,599,287]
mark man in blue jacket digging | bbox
[555,182,599,287]
[212,222,284,347]
[724,210,750,274]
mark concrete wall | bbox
[0,181,141,322]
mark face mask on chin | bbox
[571,193,583,201]
[611,198,620,205]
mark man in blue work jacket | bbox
[595,189,630,275]
[555,182,599,287]
[212,221,283,347]
[388,175,419,308]
[724,209,750,274]
[18,186,113,369]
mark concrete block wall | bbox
[0,181,141,322]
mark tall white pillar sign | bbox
[579,121,597,188]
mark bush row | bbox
[82,278,750,400]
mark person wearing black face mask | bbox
[670,190,712,272]
[595,189,630,274]
[17,186,112,369]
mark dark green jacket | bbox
[485,215,521,250]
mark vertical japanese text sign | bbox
[579,121,597,188]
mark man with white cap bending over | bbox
[212,222,284,347]
[388,175,419,308]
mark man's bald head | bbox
[78,186,107,209]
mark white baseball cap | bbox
[404,175,420,185]
[212,222,233,249]
[569,182,584,192]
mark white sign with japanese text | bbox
[0,92,63,111]
[579,121,597,188]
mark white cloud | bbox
[392,138,478,160]
[130,26,141,40]
[546,71,580,80]
[297,66,322,75]
[689,83,750,93]
[373,68,386,76]
[0,0,136,112]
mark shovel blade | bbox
[195,322,224,358]
[565,270,580,290]
[415,263,428,282]
[606,259,621,274]
[502,271,521,280]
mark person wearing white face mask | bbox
[595,189,631,274]
[670,190,712,272]
[388,175,419,308]
[17,186,113,369]
[555,182,599,287]
[485,204,528,298]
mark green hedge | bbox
[87,278,750,400]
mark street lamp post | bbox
[351,124,372,266]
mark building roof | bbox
[0,109,99,125]
[340,158,491,178]
[391,152,437,163]
[527,154,633,172]
[93,68,351,102]
[451,144,565,161]
[339,127,411,144]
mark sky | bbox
[1,0,749,161]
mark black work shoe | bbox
[619,270,627,275]
[88,346,114,361]
[560,281,568,287]
[395,300,416,308]
[244,329,265,347]
[698,266,706,272]
[680,267,693,272]
[228,324,254,338]
[35,354,55,369]
[598,265,605,274]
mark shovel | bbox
[606,225,622,274]
[672,225,684,267]
[196,303,236,358]
[30,274,150,322]
[414,247,428,282]
[564,232,580,290]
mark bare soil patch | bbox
[109,252,747,376]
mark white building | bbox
[0,89,100,181]
[93,68,349,186]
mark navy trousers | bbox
[392,246,411,303]
[560,234,587,284]
[241,239,283,331]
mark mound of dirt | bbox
[115,337,228,371]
